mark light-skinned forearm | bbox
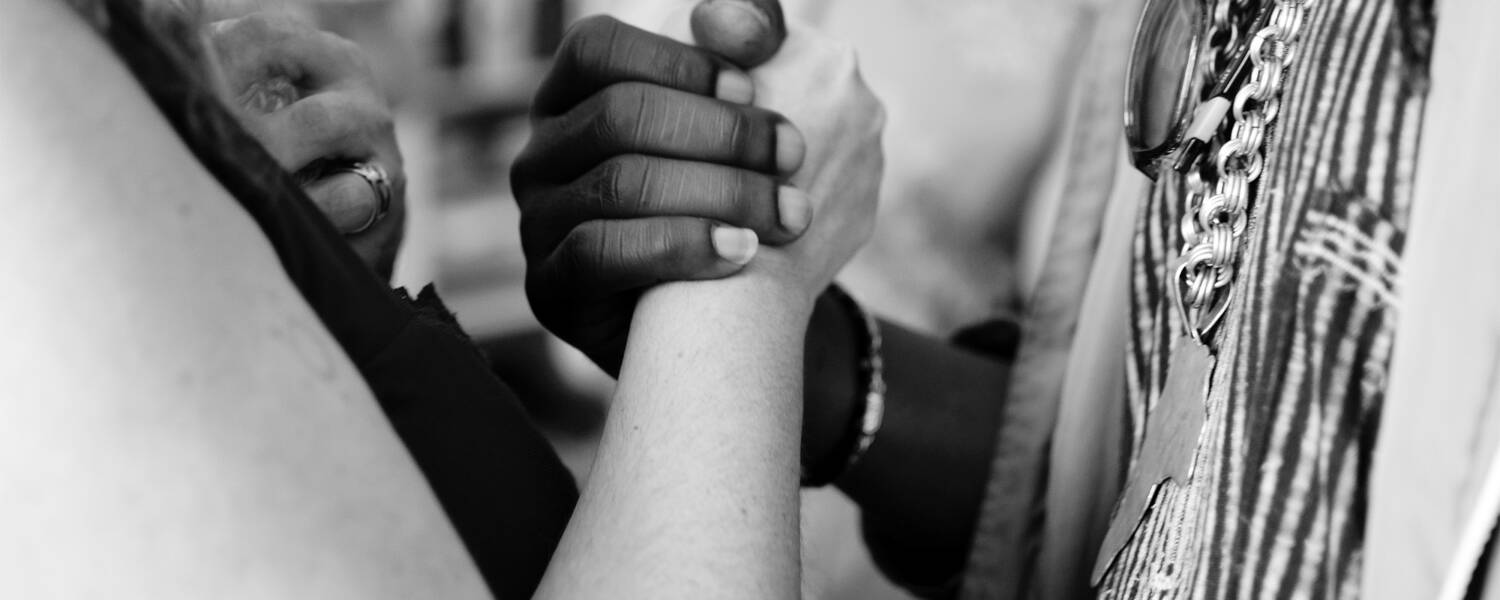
[536,267,813,600]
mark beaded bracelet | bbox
[801,284,886,488]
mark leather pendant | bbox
[1091,340,1214,584]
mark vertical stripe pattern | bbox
[1097,0,1430,597]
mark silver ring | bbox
[331,161,392,235]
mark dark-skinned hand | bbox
[511,1,809,375]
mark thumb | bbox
[690,0,787,69]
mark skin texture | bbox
[532,11,883,599]
[4,1,878,597]
[5,1,886,597]
[208,13,406,278]
[0,1,487,597]
[512,14,811,376]
[521,2,1016,591]
[691,0,788,67]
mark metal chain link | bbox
[1176,0,1314,338]
[1202,0,1236,92]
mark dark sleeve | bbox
[871,318,1020,600]
[950,318,1022,360]
[91,5,578,596]
[362,288,578,599]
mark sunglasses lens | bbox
[1127,0,1201,152]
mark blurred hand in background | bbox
[208,12,407,278]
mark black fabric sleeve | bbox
[950,318,1023,360]
[93,3,579,597]
[366,288,578,599]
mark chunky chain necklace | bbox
[1094,0,1317,582]
[1175,0,1313,341]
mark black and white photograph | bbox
[1,0,1493,598]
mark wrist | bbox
[800,284,887,486]
[801,289,859,472]
[649,264,817,316]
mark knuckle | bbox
[554,227,590,275]
[647,221,687,265]
[320,31,367,67]
[242,12,301,39]
[560,15,622,65]
[827,51,862,89]
[662,47,705,90]
[348,93,393,138]
[824,51,885,133]
[564,15,708,93]
[586,226,618,274]
[795,29,853,69]
[596,83,648,146]
[558,222,610,276]
[288,96,338,137]
[595,155,647,212]
[211,15,269,54]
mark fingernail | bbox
[776,121,805,174]
[778,186,812,235]
[716,69,755,104]
[691,0,784,68]
[701,0,774,29]
[712,226,759,265]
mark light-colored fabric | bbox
[811,0,1085,333]
[601,4,1091,598]
[1030,2,1151,596]
[610,3,1095,598]
[1035,151,1146,600]
[1363,0,1500,597]
[615,0,1087,335]
[959,0,1145,596]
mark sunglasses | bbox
[1125,0,1276,180]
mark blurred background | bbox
[205,1,1088,597]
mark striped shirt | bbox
[1099,0,1433,597]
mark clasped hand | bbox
[512,2,884,374]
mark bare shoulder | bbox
[0,2,488,597]
[0,0,359,406]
